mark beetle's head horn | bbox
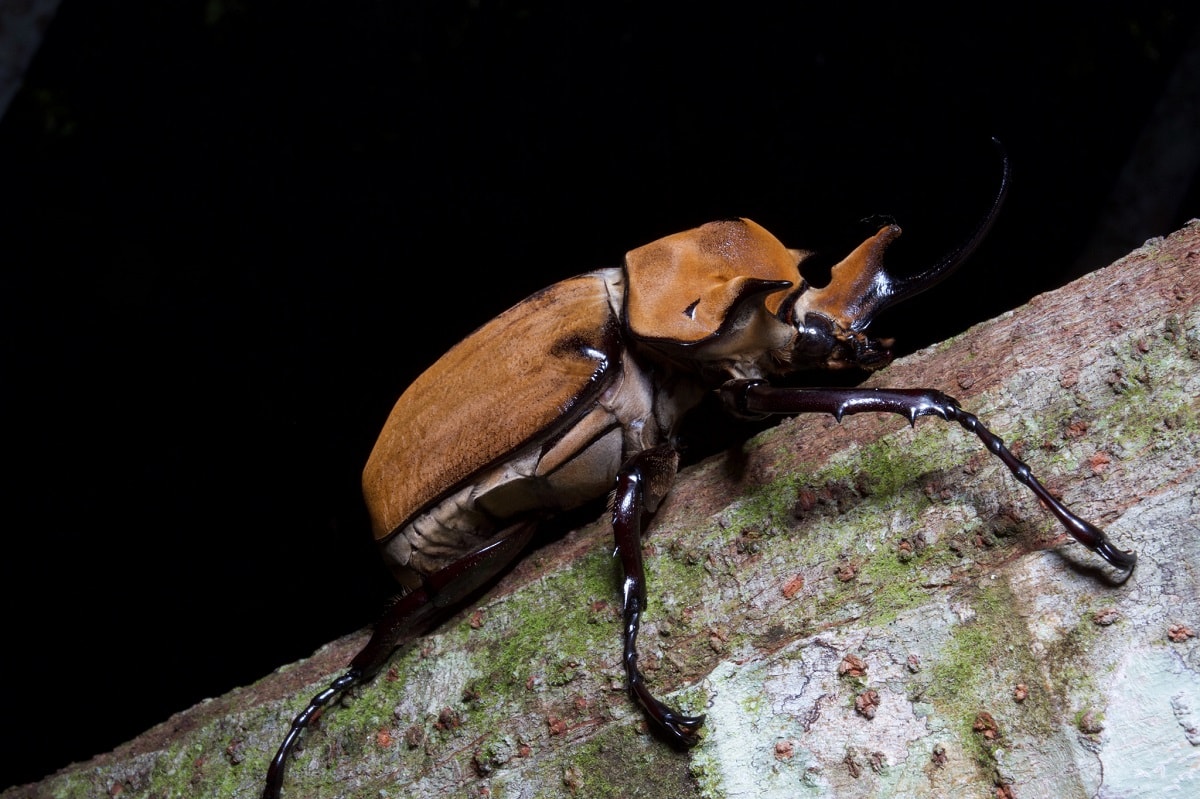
[787,141,1010,371]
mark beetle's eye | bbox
[794,313,837,360]
[683,298,700,320]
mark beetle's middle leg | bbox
[718,379,1137,571]
[612,444,706,747]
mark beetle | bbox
[262,147,1135,798]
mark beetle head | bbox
[787,144,1010,373]
[623,144,1007,381]
[785,224,904,372]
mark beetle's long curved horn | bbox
[867,140,1011,321]
[803,140,1011,333]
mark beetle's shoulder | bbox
[623,218,800,344]
[362,270,625,540]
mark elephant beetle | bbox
[262,146,1136,798]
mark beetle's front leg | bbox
[612,445,706,747]
[719,379,1137,571]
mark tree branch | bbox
[7,221,1199,799]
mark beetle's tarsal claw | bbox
[666,713,706,748]
[630,678,706,747]
[656,708,706,748]
[1068,516,1137,571]
[1095,539,1138,573]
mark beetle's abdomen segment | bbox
[364,271,628,580]
[381,410,628,583]
[379,482,491,590]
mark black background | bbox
[3,1,1198,790]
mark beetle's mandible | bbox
[263,147,1135,797]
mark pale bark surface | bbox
[7,221,1198,799]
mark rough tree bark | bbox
[7,221,1198,799]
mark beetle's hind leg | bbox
[719,379,1137,571]
[262,522,536,799]
[612,445,706,747]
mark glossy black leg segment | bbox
[262,522,536,799]
[260,584,432,799]
[719,379,1137,571]
[262,665,373,799]
[612,445,705,747]
[347,522,536,677]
